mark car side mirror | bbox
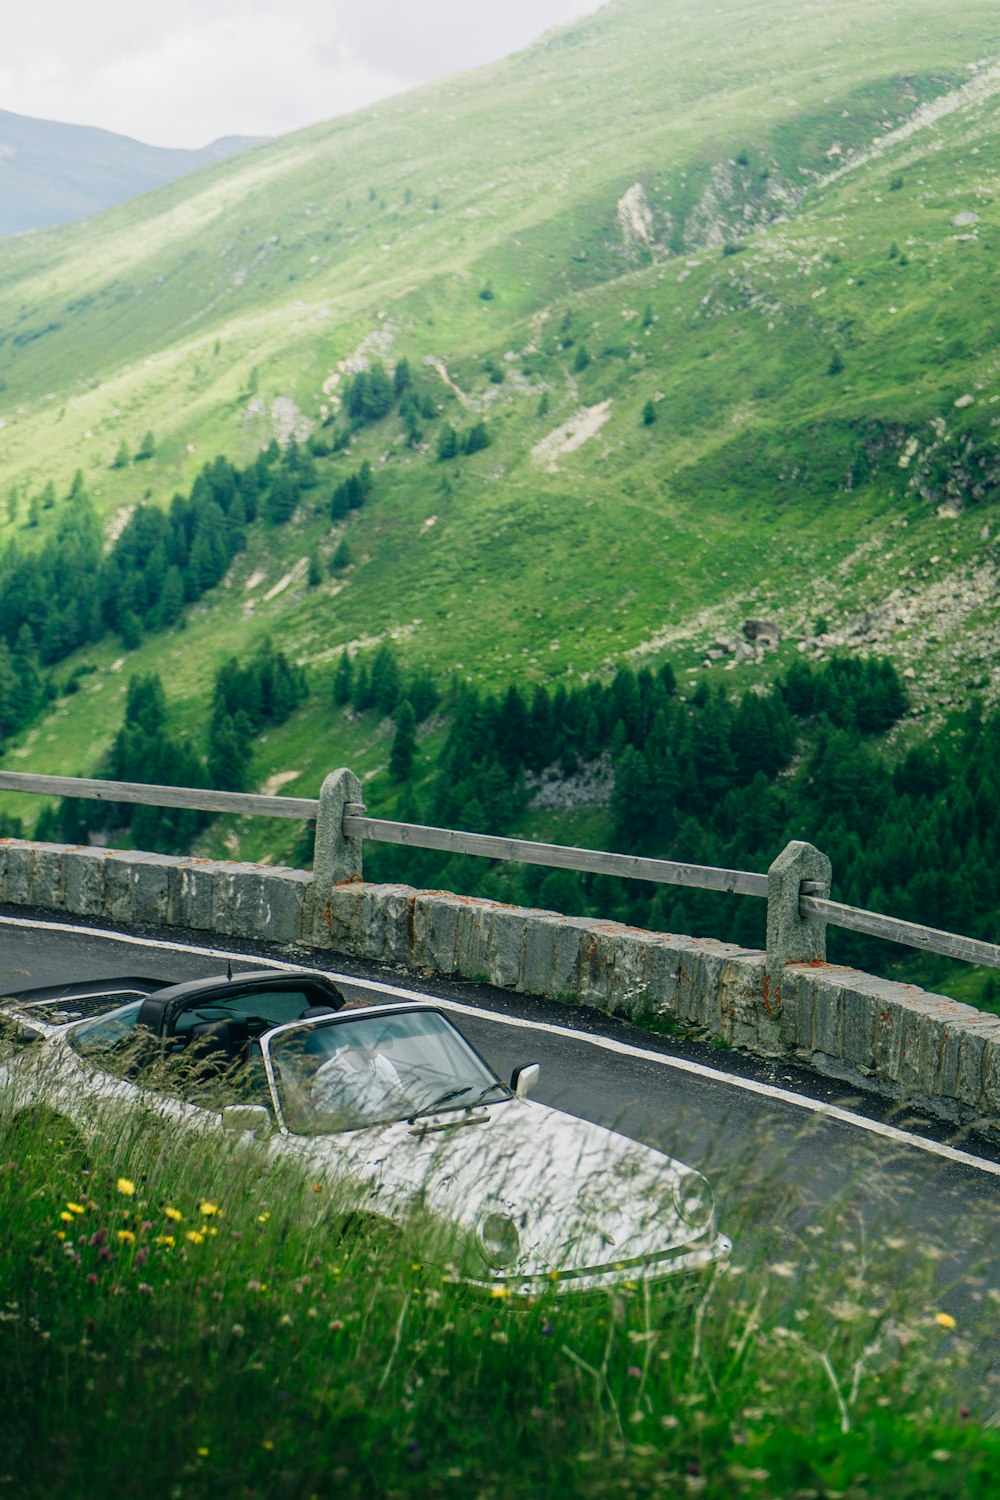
[510,1063,540,1099]
[221,1104,272,1137]
[1,1020,44,1048]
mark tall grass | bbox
[0,1091,997,1500]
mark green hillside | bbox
[0,0,996,682]
[1,0,1000,998]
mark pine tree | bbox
[393,358,412,396]
[208,710,253,791]
[331,537,352,570]
[496,685,530,774]
[527,687,553,769]
[370,643,402,714]
[437,426,459,461]
[351,663,373,712]
[119,612,142,650]
[389,699,417,782]
[346,363,395,424]
[611,745,652,847]
[409,670,439,722]
[157,567,186,629]
[538,869,584,915]
[332,651,354,705]
[265,471,298,525]
[0,642,22,735]
[463,421,490,455]
[123,673,168,736]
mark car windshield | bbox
[267,1008,509,1135]
[69,999,145,1056]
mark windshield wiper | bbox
[408,1080,511,1123]
[467,1082,510,1106]
[408,1085,473,1121]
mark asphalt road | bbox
[3,906,998,1398]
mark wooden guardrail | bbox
[799,884,1000,971]
[0,770,318,821]
[340,808,770,897]
[0,767,997,973]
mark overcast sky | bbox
[0,0,604,150]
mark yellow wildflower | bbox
[164,1206,183,1223]
[59,1211,74,1223]
[154,1235,175,1248]
[186,1230,205,1245]
[66,1202,85,1215]
[196,1447,209,1458]
[117,1230,136,1244]
[257,1212,270,1224]
[198,1201,219,1217]
[490,1286,509,1299]
[935,1312,957,1330]
[117,1178,136,1197]
[56,1232,66,1242]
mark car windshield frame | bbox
[261,1005,511,1136]
[67,997,147,1057]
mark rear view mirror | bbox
[510,1063,540,1099]
[221,1104,272,1137]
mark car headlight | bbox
[476,1211,521,1268]
[671,1172,714,1231]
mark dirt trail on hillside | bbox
[531,401,612,470]
[825,60,1000,187]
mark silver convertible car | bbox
[0,967,731,1295]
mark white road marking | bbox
[3,912,1000,1179]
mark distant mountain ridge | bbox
[0,109,267,236]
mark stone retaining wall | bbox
[2,838,998,1135]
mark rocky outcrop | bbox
[702,619,782,667]
[616,182,657,251]
[526,754,614,810]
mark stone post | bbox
[313,768,364,890]
[766,840,831,981]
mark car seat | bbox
[186,1018,251,1074]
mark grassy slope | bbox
[4,1102,998,1499]
[1,0,1000,908]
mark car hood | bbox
[293,1097,714,1283]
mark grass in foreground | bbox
[0,1101,997,1499]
